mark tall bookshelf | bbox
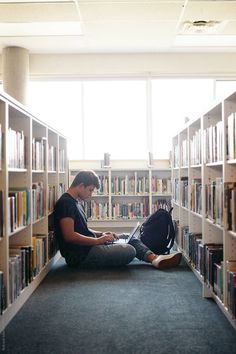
[172,91,236,330]
[0,92,68,332]
[69,159,171,232]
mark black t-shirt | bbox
[54,193,95,259]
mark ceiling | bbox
[0,0,236,54]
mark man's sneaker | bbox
[152,252,182,270]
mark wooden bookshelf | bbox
[0,91,68,332]
[69,159,171,231]
[172,90,236,330]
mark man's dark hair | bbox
[71,170,100,189]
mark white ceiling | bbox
[0,0,236,54]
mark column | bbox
[2,46,29,105]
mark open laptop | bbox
[107,222,141,244]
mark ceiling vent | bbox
[180,20,222,34]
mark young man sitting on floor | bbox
[54,170,182,269]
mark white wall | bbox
[1,53,236,79]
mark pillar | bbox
[2,46,29,105]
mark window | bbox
[151,79,214,158]
[28,81,83,159]
[27,78,235,161]
[83,80,146,159]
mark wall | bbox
[1,53,236,79]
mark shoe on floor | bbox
[152,252,182,270]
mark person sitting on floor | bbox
[54,170,182,269]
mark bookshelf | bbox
[69,159,171,232]
[0,92,68,332]
[172,90,236,330]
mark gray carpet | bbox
[2,257,236,354]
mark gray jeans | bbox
[64,237,153,268]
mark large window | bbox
[27,78,236,160]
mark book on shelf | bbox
[32,234,47,275]
[59,148,65,171]
[8,128,26,169]
[190,178,202,214]
[204,122,223,164]
[32,137,46,171]
[181,139,188,166]
[0,190,3,237]
[180,176,188,208]
[32,182,45,222]
[224,182,236,232]
[213,261,224,301]
[190,128,202,165]
[8,188,30,233]
[0,123,2,170]
[48,144,56,171]
[205,178,224,226]
[48,184,56,212]
[226,260,236,318]
[204,244,223,288]
[0,270,7,314]
[227,112,236,160]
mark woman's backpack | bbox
[140,208,176,255]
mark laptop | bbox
[108,222,141,244]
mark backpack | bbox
[140,208,176,255]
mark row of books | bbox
[190,129,202,166]
[8,128,26,169]
[111,175,149,195]
[85,200,150,220]
[8,188,31,233]
[180,227,224,298]
[95,176,171,196]
[227,113,236,160]
[8,232,58,304]
[5,183,60,235]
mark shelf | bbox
[0,252,61,333]
[172,90,236,330]
[177,245,204,284]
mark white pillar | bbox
[2,46,29,105]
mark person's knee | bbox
[122,244,136,263]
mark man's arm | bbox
[60,218,116,245]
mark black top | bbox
[54,193,95,260]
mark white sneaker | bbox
[152,252,182,270]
